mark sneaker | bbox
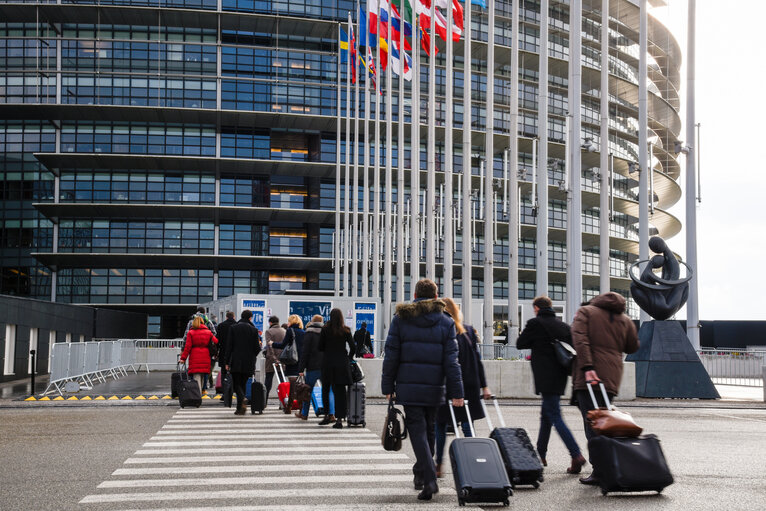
[332,419,343,429]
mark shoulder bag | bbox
[349,359,365,382]
[381,396,407,451]
[539,321,577,371]
[292,374,313,403]
[279,328,299,365]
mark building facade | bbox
[0,0,683,338]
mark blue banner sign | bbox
[355,302,377,311]
[355,312,376,341]
[289,301,333,327]
[242,299,266,309]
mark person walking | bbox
[433,297,492,478]
[269,314,305,413]
[571,292,639,485]
[224,310,263,416]
[183,306,217,342]
[381,279,464,501]
[318,308,355,429]
[353,322,373,357]
[516,295,586,474]
[179,316,218,396]
[216,311,236,378]
[297,314,324,420]
[263,316,286,406]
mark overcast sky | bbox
[652,1,766,320]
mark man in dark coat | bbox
[381,278,464,501]
[571,292,639,485]
[216,311,236,377]
[353,322,373,356]
[517,296,585,473]
[225,310,262,416]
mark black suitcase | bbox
[589,434,673,495]
[250,379,266,415]
[170,358,183,398]
[448,402,512,507]
[346,381,366,427]
[484,398,544,489]
[222,373,233,408]
[178,371,202,408]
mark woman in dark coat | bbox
[433,297,492,477]
[517,295,586,474]
[317,308,355,429]
[270,314,305,377]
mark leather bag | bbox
[279,329,299,365]
[293,374,313,403]
[349,359,365,382]
[381,397,407,451]
[539,321,576,371]
[586,382,642,438]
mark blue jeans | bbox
[434,420,473,465]
[537,393,581,459]
[300,369,321,417]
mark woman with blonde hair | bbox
[268,314,305,411]
[180,316,218,396]
[433,297,492,477]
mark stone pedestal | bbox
[627,320,719,399]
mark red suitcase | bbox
[274,363,291,412]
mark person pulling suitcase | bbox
[224,309,262,416]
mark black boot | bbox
[417,482,439,500]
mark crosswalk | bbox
[79,406,459,510]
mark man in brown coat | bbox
[571,292,639,486]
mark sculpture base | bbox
[626,320,720,399]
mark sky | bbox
[651,1,766,320]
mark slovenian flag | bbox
[390,40,413,81]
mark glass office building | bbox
[0,0,683,335]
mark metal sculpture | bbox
[629,237,692,320]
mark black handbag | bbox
[279,329,299,365]
[540,322,576,371]
[349,359,364,382]
[381,397,407,451]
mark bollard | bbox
[30,349,36,396]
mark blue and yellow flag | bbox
[340,27,349,63]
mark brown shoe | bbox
[435,463,443,478]
[567,455,587,475]
[579,473,599,485]
[234,406,246,416]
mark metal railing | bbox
[43,340,139,396]
[698,348,766,387]
[370,341,528,361]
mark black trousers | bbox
[404,405,437,486]
[323,383,347,419]
[231,372,249,409]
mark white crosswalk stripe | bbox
[79,406,458,509]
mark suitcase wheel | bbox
[458,500,465,507]
[259,410,263,414]
[503,499,510,507]
[601,489,608,496]
[533,482,540,489]
[538,475,544,483]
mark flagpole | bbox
[410,6,420,289]
[443,0,454,298]
[362,17,371,298]
[638,0,649,324]
[425,0,436,281]
[396,0,406,304]
[335,23,342,295]
[536,0,549,298]
[483,0,495,345]
[383,0,393,338]
[352,6,361,298]
[373,5,381,301]
[343,13,353,297]
[598,0,610,294]
[508,0,520,339]
[461,0,472,323]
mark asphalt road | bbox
[2,401,765,510]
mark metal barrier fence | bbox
[698,348,766,387]
[42,340,139,396]
[370,341,529,361]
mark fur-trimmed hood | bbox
[395,299,447,320]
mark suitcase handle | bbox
[586,381,613,410]
[479,395,507,430]
[448,400,476,438]
[273,362,287,384]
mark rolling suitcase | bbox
[311,382,335,417]
[250,378,266,415]
[448,401,513,507]
[483,399,544,489]
[177,366,202,408]
[170,357,183,398]
[585,384,673,495]
[346,381,366,427]
[274,363,292,412]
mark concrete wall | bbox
[0,295,147,383]
[356,358,636,401]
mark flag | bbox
[379,36,389,71]
[418,0,461,43]
[368,0,379,37]
[392,0,413,21]
[419,24,438,56]
[390,41,413,81]
[350,23,357,84]
[359,5,377,47]
[391,4,412,51]
[340,27,349,63]
[471,0,486,8]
